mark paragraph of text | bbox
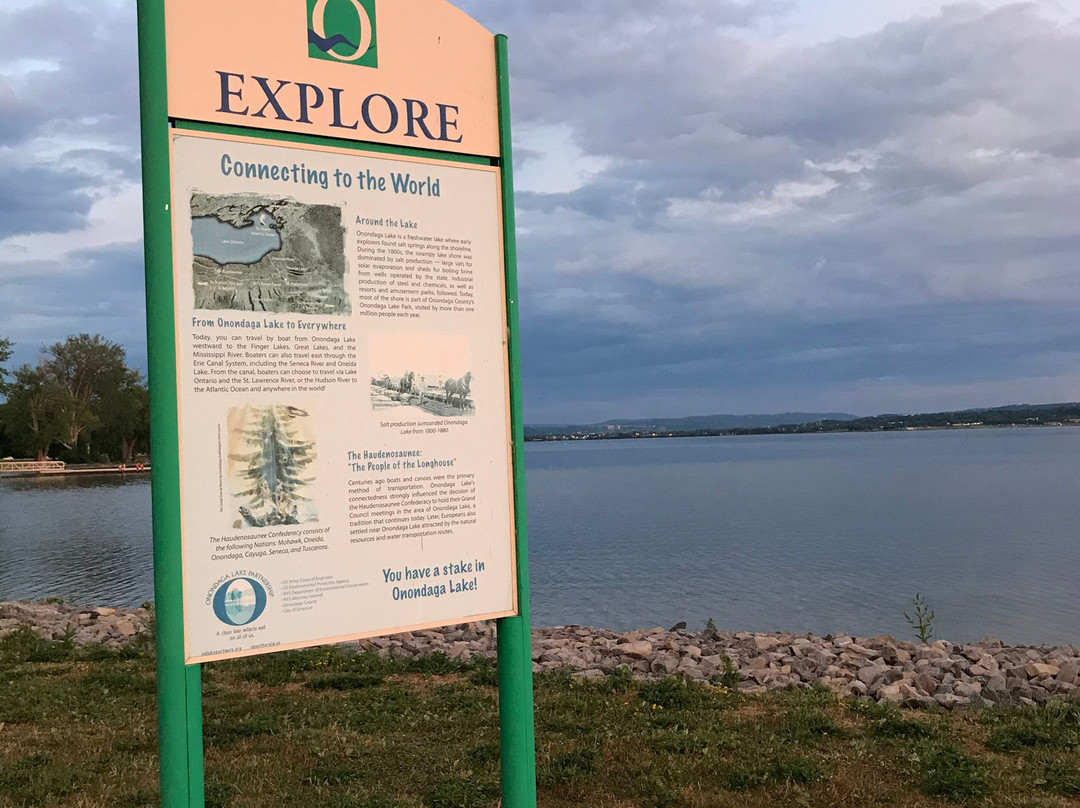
[355,230,475,319]
[192,332,359,394]
[347,471,477,544]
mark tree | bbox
[39,334,144,460]
[0,334,148,461]
[0,336,13,455]
[0,335,11,396]
[96,381,150,464]
[1,365,64,460]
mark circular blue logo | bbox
[212,577,268,626]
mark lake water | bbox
[191,212,281,265]
[2,428,1078,645]
[0,474,153,608]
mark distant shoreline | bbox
[526,416,1080,442]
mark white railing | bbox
[0,460,66,472]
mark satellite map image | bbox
[190,192,349,315]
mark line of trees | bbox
[0,334,150,464]
[524,403,1080,442]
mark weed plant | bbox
[904,592,936,644]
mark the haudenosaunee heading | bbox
[216,71,463,145]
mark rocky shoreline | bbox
[4,600,1078,710]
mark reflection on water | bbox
[0,474,153,607]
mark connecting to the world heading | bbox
[219,153,442,196]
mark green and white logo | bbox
[307,0,378,68]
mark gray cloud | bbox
[4,1,1079,424]
[0,166,97,239]
[492,4,1080,304]
[0,1,139,239]
[469,2,1080,418]
[0,241,147,373]
[0,2,139,130]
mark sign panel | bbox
[165,0,499,156]
[170,130,516,662]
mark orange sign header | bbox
[165,0,499,157]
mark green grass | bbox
[912,743,993,803]
[4,628,1080,807]
[982,700,1080,752]
[1031,756,1080,797]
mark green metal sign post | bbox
[137,2,535,806]
[494,34,538,808]
[136,1,206,804]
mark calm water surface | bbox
[0,475,153,607]
[526,428,1080,645]
[2,428,1078,644]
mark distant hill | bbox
[524,403,1080,440]
[524,412,858,438]
[812,402,1080,433]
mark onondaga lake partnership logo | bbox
[212,577,269,626]
[307,0,378,68]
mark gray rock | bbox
[877,683,904,703]
[617,640,654,659]
[1008,677,1033,699]
[910,673,937,695]
[753,636,781,653]
[1026,662,1059,679]
[985,675,1007,694]
[115,619,136,637]
[882,645,911,665]
[856,664,886,686]
[574,668,605,679]
[3,601,1079,709]
[1057,662,1080,685]
[954,681,982,699]
[448,642,473,659]
[846,642,880,658]
[651,655,678,675]
[935,693,971,709]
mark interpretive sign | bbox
[140,0,536,804]
[171,131,516,662]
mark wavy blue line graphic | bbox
[308,29,358,53]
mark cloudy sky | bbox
[2,1,1079,423]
